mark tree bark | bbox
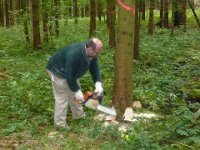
[97,0,102,21]
[5,0,10,27]
[54,0,61,36]
[8,0,14,26]
[188,0,200,29]
[134,0,140,60]
[32,0,41,49]
[0,0,5,26]
[148,0,154,34]
[73,0,78,23]
[68,0,72,18]
[89,0,96,37]
[159,0,164,28]
[21,0,30,43]
[171,0,175,36]
[42,0,49,42]
[113,0,135,117]
[108,0,116,48]
[164,0,169,28]
[141,0,145,20]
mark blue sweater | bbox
[47,42,101,92]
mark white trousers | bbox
[47,70,85,127]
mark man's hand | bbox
[74,90,84,103]
[94,82,103,96]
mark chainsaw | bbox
[81,91,116,116]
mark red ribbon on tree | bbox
[117,0,135,14]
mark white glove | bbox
[94,82,103,96]
[74,90,84,103]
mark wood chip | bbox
[133,101,142,109]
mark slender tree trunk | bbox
[141,0,145,20]
[188,0,200,28]
[174,0,180,27]
[97,0,102,21]
[171,0,175,36]
[54,0,60,36]
[85,4,89,17]
[81,6,84,18]
[108,0,116,48]
[0,0,4,26]
[148,0,154,34]
[181,0,187,25]
[5,0,10,27]
[8,0,14,26]
[68,0,72,18]
[106,0,110,27]
[21,0,30,43]
[134,0,140,60]
[89,0,96,37]
[73,0,78,23]
[42,0,49,42]
[113,0,135,117]
[159,0,164,28]
[32,0,41,49]
[164,0,169,28]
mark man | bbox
[47,38,104,130]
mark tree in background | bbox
[113,0,135,117]
[73,0,78,23]
[42,0,49,43]
[21,0,30,44]
[148,0,154,34]
[54,0,61,36]
[32,0,41,49]
[97,0,102,21]
[141,0,145,20]
[5,0,10,27]
[159,0,164,28]
[89,0,96,37]
[134,0,140,60]
[107,0,116,48]
[164,0,169,28]
[0,0,5,26]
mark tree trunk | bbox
[108,0,116,48]
[181,0,187,25]
[0,0,4,26]
[81,6,84,18]
[5,0,10,27]
[21,0,30,43]
[68,0,72,18]
[174,0,180,27]
[164,0,169,28]
[73,0,78,23]
[188,0,200,28]
[141,0,145,20]
[148,0,154,34]
[42,0,49,43]
[171,0,175,36]
[134,0,140,60]
[54,0,60,36]
[89,0,96,37]
[9,0,14,26]
[159,0,164,28]
[32,0,41,49]
[106,0,110,28]
[113,0,135,117]
[97,0,102,21]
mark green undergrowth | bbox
[0,18,200,149]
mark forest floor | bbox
[0,18,200,149]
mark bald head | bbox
[86,38,103,58]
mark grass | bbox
[0,14,200,149]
